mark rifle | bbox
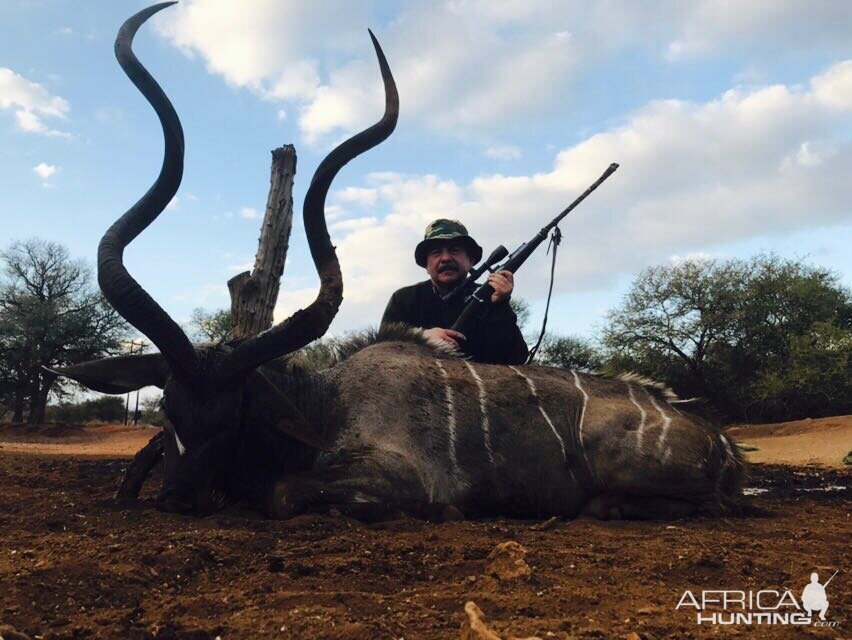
[441,245,509,304]
[450,162,619,335]
[822,570,839,588]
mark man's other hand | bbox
[422,327,466,348]
[488,270,514,303]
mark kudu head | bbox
[53,2,398,515]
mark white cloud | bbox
[732,66,768,86]
[166,196,180,210]
[33,163,56,180]
[288,60,852,332]
[33,162,57,186]
[329,216,378,232]
[366,171,404,184]
[272,286,323,327]
[484,144,522,161]
[16,110,49,134]
[670,252,714,264]
[781,141,837,171]
[15,109,72,139]
[0,67,71,137]
[810,60,852,110]
[334,186,378,206]
[664,1,852,61]
[240,206,260,220]
[325,204,347,221]
[155,1,852,145]
[153,1,607,142]
[155,0,367,127]
[227,261,255,273]
[297,59,380,143]
[267,60,321,101]
[290,3,590,140]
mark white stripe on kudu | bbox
[720,433,734,461]
[434,360,460,476]
[463,361,496,468]
[570,370,589,449]
[174,430,187,457]
[626,383,648,449]
[716,433,735,494]
[509,366,566,460]
[646,390,673,451]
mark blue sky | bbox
[2,0,851,346]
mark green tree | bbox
[509,297,531,332]
[289,339,338,370]
[603,254,851,421]
[747,321,851,418]
[46,396,126,424]
[537,334,604,372]
[187,307,233,343]
[0,239,128,424]
[604,259,741,387]
[139,394,166,427]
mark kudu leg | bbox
[582,493,701,520]
[268,479,464,522]
[266,476,383,520]
[266,470,460,522]
[115,431,165,501]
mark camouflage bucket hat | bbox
[414,219,483,267]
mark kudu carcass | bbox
[55,3,744,521]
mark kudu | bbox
[56,3,744,521]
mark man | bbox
[801,572,830,621]
[381,219,528,364]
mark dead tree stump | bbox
[113,146,298,502]
[228,144,297,339]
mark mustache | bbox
[437,261,459,273]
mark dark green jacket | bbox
[380,280,529,365]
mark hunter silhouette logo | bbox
[676,569,841,626]
[802,571,837,621]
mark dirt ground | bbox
[0,419,849,640]
[728,416,852,468]
[0,422,160,458]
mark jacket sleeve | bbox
[477,301,529,365]
[380,289,411,330]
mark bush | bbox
[536,334,604,372]
[46,396,126,424]
[603,254,851,421]
[139,395,166,427]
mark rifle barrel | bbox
[547,162,619,231]
[823,569,839,588]
[450,162,619,334]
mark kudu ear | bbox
[245,371,329,451]
[49,354,170,393]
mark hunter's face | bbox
[425,242,471,290]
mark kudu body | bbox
[260,337,743,520]
[56,4,743,520]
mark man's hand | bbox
[422,327,466,348]
[488,270,514,303]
